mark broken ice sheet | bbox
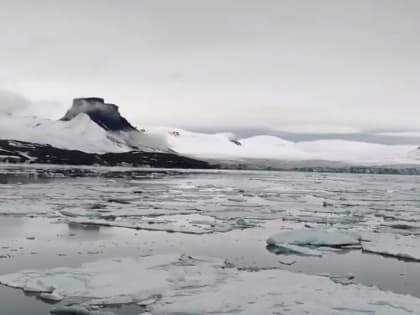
[1,254,420,314]
[152,270,420,315]
[0,254,226,306]
[362,232,420,261]
[266,229,361,256]
[267,242,324,257]
[64,213,249,234]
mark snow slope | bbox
[0,97,419,165]
[0,112,168,153]
[152,127,420,165]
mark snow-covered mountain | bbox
[0,97,168,154]
[0,97,210,168]
[152,127,420,166]
[0,97,419,168]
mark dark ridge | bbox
[61,97,137,132]
[230,139,242,146]
[0,140,214,169]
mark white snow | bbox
[0,113,167,153]
[152,126,420,165]
[1,254,420,314]
[0,111,419,164]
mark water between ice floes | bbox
[0,166,420,314]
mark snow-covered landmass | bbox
[0,98,168,154]
[0,97,419,167]
[1,253,420,315]
[155,126,420,165]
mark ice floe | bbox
[2,168,420,238]
[65,213,247,234]
[1,254,420,314]
[362,232,420,261]
[0,254,225,307]
[267,229,361,256]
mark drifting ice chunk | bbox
[267,229,361,256]
[39,292,63,302]
[267,243,323,257]
[362,233,420,261]
[66,214,237,234]
[268,229,361,247]
[1,254,420,314]
[270,229,362,247]
[0,254,225,306]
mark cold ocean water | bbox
[1,165,420,314]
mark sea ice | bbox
[1,254,420,314]
[65,213,238,234]
[0,254,226,306]
[267,229,361,251]
[362,232,420,261]
[39,291,64,302]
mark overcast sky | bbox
[0,0,419,133]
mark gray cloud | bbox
[0,0,419,132]
[0,89,65,119]
[0,90,30,113]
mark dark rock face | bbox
[0,140,214,169]
[61,97,137,132]
[230,139,242,146]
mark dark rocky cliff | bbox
[61,97,137,131]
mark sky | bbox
[0,0,419,134]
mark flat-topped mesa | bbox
[61,97,137,132]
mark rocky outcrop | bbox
[0,139,214,169]
[61,97,137,131]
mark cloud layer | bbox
[0,1,419,132]
[0,90,30,113]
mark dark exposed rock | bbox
[230,139,242,146]
[61,97,137,131]
[0,139,214,169]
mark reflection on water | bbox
[68,222,101,233]
[0,173,51,185]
